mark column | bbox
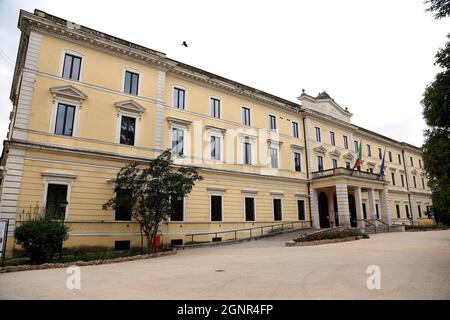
[311,188,321,229]
[328,191,336,228]
[379,188,391,226]
[409,194,419,221]
[354,187,365,231]
[336,184,350,227]
[367,188,377,220]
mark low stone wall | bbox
[286,236,362,247]
[0,250,176,274]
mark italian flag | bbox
[353,139,362,170]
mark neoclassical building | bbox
[0,9,432,254]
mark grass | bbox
[294,228,369,243]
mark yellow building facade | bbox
[0,10,432,254]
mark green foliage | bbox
[425,0,450,19]
[422,0,450,225]
[14,215,69,264]
[103,150,202,253]
[294,229,368,242]
[405,223,447,231]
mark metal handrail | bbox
[355,218,377,233]
[185,221,312,244]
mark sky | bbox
[0,0,448,148]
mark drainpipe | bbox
[402,149,414,225]
[302,116,312,224]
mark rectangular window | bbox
[418,205,422,218]
[378,148,382,160]
[114,240,130,251]
[171,127,184,156]
[243,141,252,165]
[170,195,184,221]
[332,159,338,169]
[210,195,222,222]
[396,204,400,218]
[362,203,367,219]
[270,148,279,169]
[330,131,336,146]
[210,135,221,160]
[317,155,324,171]
[269,114,277,131]
[375,204,379,219]
[62,53,81,81]
[297,200,305,221]
[398,154,402,164]
[245,197,255,222]
[294,152,301,172]
[45,184,68,219]
[273,198,282,221]
[343,135,348,149]
[388,151,392,162]
[369,167,374,173]
[345,161,351,169]
[315,127,321,142]
[401,174,405,187]
[391,172,396,185]
[292,122,299,138]
[413,176,417,188]
[419,159,422,168]
[173,87,185,109]
[210,98,221,119]
[124,70,139,95]
[410,156,413,166]
[242,107,251,126]
[55,103,75,136]
[405,205,410,218]
[354,140,359,153]
[421,177,425,189]
[115,189,132,221]
[367,144,371,157]
[120,116,136,146]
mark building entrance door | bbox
[318,192,330,228]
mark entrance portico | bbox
[310,168,390,229]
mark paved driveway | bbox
[1,230,449,299]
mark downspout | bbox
[402,149,414,224]
[302,116,312,225]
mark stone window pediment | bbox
[50,85,87,105]
[114,100,146,118]
[343,152,354,160]
[328,148,341,158]
[167,116,192,127]
[313,145,327,154]
[290,144,304,151]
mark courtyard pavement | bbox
[0,230,449,299]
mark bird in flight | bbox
[181,41,188,47]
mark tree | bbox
[103,150,203,253]
[425,0,450,19]
[422,0,450,224]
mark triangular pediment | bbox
[114,100,146,114]
[328,149,342,157]
[50,85,87,102]
[298,92,353,123]
[343,152,354,160]
[313,145,327,153]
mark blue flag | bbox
[379,148,386,176]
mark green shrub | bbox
[294,228,368,242]
[405,223,447,231]
[14,217,69,264]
